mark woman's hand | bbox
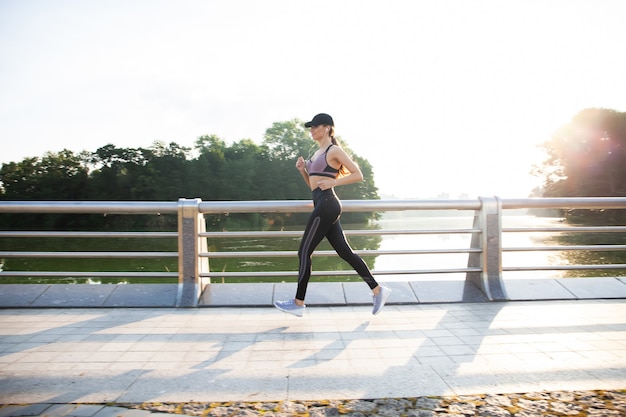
[296,156,306,172]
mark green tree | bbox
[0,150,91,229]
[538,108,626,223]
[0,150,89,200]
[191,135,228,200]
[141,141,192,200]
[89,144,153,200]
[0,119,381,229]
[263,119,314,161]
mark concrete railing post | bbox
[466,196,508,301]
[176,198,209,307]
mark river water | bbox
[2,212,623,284]
[372,212,569,282]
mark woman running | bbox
[274,113,391,317]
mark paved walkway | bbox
[0,300,625,415]
[3,277,626,307]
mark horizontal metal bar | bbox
[339,199,482,212]
[0,271,178,277]
[504,264,626,271]
[504,245,626,252]
[198,199,481,213]
[201,228,481,238]
[201,231,302,238]
[199,197,626,213]
[363,229,480,235]
[0,231,177,238]
[200,248,481,258]
[0,252,177,258]
[200,200,312,214]
[0,201,178,214]
[504,226,626,233]
[2,198,625,215]
[502,197,626,210]
[201,267,482,277]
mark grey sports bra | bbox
[306,145,340,178]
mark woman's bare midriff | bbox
[308,175,334,191]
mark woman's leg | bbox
[326,219,391,315]
[325,220,379,290]
[295,191,341,301]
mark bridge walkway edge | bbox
[1,277,625,308]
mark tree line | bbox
[536,107,626,224]
[3,109,625,229]
[0,120,379,230]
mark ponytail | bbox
[329,126,337,145]
[327,125,350,177]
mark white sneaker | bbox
[274,299,306,317]
[372,286,391,315]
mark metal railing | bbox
[1,197,625,306]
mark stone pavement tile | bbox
[340,283,372,304]
[537,369,618,392]
[105,285,178,308]
[30,285,115,308]
[410,280,488,303]
[199,283,273,307]
[0,403,52,417]
[417,355,456,366]
[0,285,49,308]
[587,366,626,385]
[435,364,546,395]
[503,279,576,300]
[559,277,626,299]
[298,282,346,306]
[0,369,145,404]
[286,363,452,400]
[93,407,141,417]
[116,368,288,403]
[63,404,107,417]
[33,404,80,417]
[93,408,152,417]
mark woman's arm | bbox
[334,147,363,186]
[316,146,364,190]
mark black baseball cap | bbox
[304,113,334,128]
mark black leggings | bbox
[296,187,378,300]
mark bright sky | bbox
[1,0,625,199]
